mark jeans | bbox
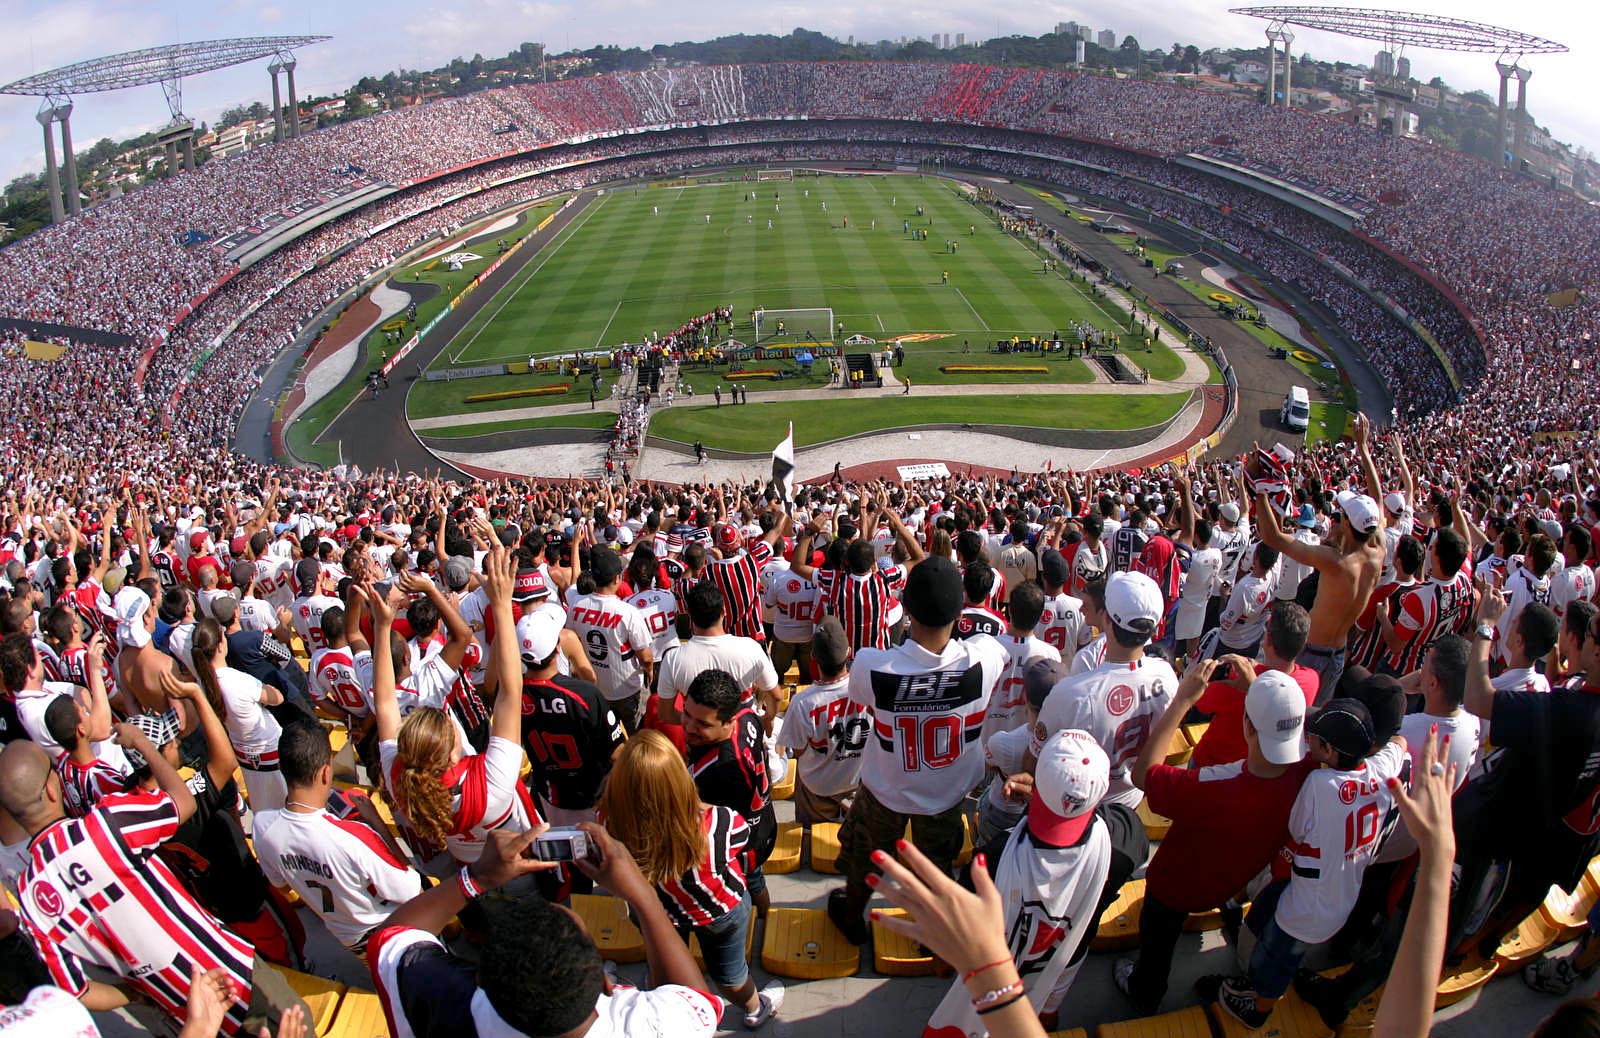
[687,896,753,990]
[1246,880,1312,999]
[1298,645,1346,707]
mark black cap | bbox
[295,558,321,592]
[812,616,851,675]
[589,548,625,585]
[1307,698,1376,762]
[904,556,963,628]
[1024,657,1067,712]
[1351,674,1406,744]
[1040,549,1070,588]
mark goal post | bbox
[752,307,835,344]
[756,169,795,181]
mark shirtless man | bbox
[1253,413,1387,703]
[112,585,190,733]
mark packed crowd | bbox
[1,408,1598,1038]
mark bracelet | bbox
[457,865,483,901]
[970,980,1024,1012]
[961,958,1013,983]
[973,983,1026,1016]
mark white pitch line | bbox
[449,193,609,363]
[595,300,624,348]
[953,287,991,332]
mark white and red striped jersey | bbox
[565,593,653,702]
[1032,656,1178,809]
[706,541,773,641]
[254,807,423,949]
[57,644,114,702]
[1035,591,1088,658]
[848,635,1006,815]
[55,747,132,818]
[17,790,256,1034]
[380,734,539,864]
[1274,742,1408,944]
[818,568,904,652]
[981,633,1063,747]
[33,638,62,685]
[764,571,820,644]
[656,805,748,929]
[1385,570,1476,675]
[290,594,342,652]
[628,586,682,659]
[311,646,368,717]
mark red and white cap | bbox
[716,523,742,550]
[189,529,210,551]
[512,567,550,603]
[1028,729,1109,845]
[515,610,562,665]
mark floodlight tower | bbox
[0,35,330,223]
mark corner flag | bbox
[771,423,795,502]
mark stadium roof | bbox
[0,36,331,98]
[1230,7,1566,55]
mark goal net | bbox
[756,169,795,181]
[753,307,834,344]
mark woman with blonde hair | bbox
[367,541,540,864]
[187,616,287,812]
[601,730,784,1029]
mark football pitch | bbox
[444,174,1128,364]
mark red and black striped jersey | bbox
[17,790,257,1035]
[816,567,904,652]
[1384,570,1476,676]
[55,753,132,818]
[656,806,749,929]
[688,707,775,866]
[706,541,773,641]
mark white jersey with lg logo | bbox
[981,633,1062,748]
[764,571,820,643]
[1031,656,1177,809]
[628,587,681,658]
[292,594,342,652]
[1034,591,1087,656]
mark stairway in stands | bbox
[843,353,882,389]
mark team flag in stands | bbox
[772,423,795,502]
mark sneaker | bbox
[1192,973,1229,1004]
[1292,970,1350,1029]
[1113,957,1159,1015]
[1218,978,1272,1030]
[827,888,868,946]
[743,980,785,1028]
[1525,953,1594,996]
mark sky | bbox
[0,0,1593,183]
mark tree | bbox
[1181,45,1201,74]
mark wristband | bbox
[975,990,1027,1016]
[457,865,483,901]
[970,980,1024,1012]
[961,958,1013,983]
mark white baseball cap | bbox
[1335,490,1382,534]
[1245,670,1308,766]
[1104,571,1164,637]
[515,610,562,666]
[1383,491,1407,514]
[1029,729,1110,845]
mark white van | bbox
[1281,385,1310,432]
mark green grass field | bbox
[411,174,1196,423]
[649,392,1190,452]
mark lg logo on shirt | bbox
[31,880,63,917]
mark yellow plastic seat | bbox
[1163,727,1192,766]
[1181,722,1209,750]
[325,989,387,1038]
[810,822,843,874]
[1434,956,1498,1010]
[1184,907,1225,933]
[1313,966,1381,1038]
[766,822,803,875]
[871,908,933,976]
[760,907,860,980]
[1208,987,1333,1037]
[278,968,346,1035]
[327,727,350,755]
[1092,878,1144,952]
[1138,799,1171,841]
[570,894,646,963]
[772,757,796,800]
[1497,908,1563,968]
[690,918,755,970]
[1094,1005,1213,1037]
[1540,864,1600,940]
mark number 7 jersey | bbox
[1031,656,1178,810]
[847,635,1007,815]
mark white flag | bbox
[771,423,795,503]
